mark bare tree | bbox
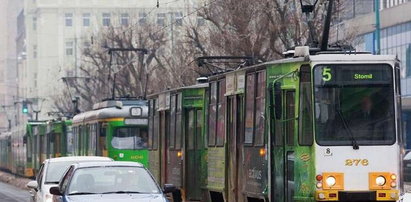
[188,0,337,61]
[54,24,168,113]
[53,0,343,115]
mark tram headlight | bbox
[326,176,336,187]
[376,176,386,186]
[316,182,323,189]
[391,181,397,188]
[390,174,397,180]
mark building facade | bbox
[0,0,24,132]
[23,0,199,120]
[334,0,411,147]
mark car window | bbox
[404,152,411,160]
[37,163,45,190]
[60,166,75,193]
[45,161,78,183]
[67,166,160,194]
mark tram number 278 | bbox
[345,159,369,166]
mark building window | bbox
[65,13,73,27]
[102,13,111,26]
[66,42,74,56]
[83,41,91,49]
[34,73,37,87]
[120,13,129,26]
[197,16,205,27]
[83,13,90,27]
[33,17,37,30]
[157,13,166,26]
[33,45,37,58]
[139,12,147,25]
[175,12,183,26]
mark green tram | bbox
[72,99,149,166]
[147,47,403,201]
[147,84,208,201]
[0,133,12,172]
[201,48,403,202]
[25,120,72,177]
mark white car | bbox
[26,156,113,202]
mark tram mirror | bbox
[274,82,282,120]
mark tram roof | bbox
[147,83,208,99]
[207,53,398,81]
[72,104,149,124]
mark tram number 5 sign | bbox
[345,159,369,166]
[322,68,332,81]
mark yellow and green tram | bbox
[146,47,403,202]
[148,83,208,202]
[200,48,403,202]
[72,99,149,166]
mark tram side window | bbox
[245,73,255,144]
[148,100,154,150]
[196,109,203,149]
[285,91,296,146]
[298,65,313,146]
[169,95,176,149]
[175,93,183,149]
[255,71,266,146]
[208,82,218,146]
[153,111,160,150]
[216,80,226,146]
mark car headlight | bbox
[326,176,336,187]
[376,176,386,186]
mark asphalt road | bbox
[0,181,31,202]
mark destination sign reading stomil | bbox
[314,64,392,87]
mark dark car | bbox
[49,161,175,202]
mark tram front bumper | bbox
[315,190,399,201]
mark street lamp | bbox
[299,0,319,47]
[299,0,319,14]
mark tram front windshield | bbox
[111,127,148,150]
[314,64,395,146]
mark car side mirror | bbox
[163,184,177,193]
[26,181,38,191]
[49,186,63,196]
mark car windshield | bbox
[67,166,160,195]
[314,64,395,146]
[111,127,148,150]
[45,161,78,183]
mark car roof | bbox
[45,156,113,163]
[74,161,144,168]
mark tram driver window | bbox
[112,127,148,150]
[314,64,395,146]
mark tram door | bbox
[160,111,169,186]
[272,90,295,202]
[185,108,202,200]
[227,96,243,202]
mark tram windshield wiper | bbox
[336,109,359,150]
